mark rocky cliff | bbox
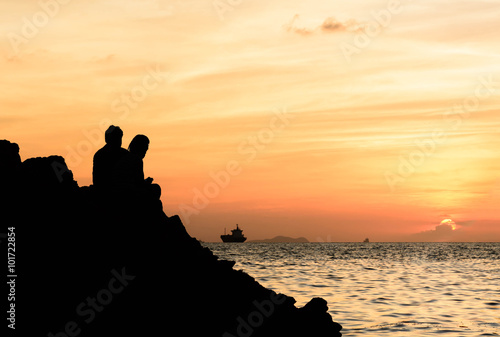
[0,140,342,337]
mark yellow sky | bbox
[1,0,500,241]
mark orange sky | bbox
[1,0,500,242]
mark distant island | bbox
[248,236,310,243]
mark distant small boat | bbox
[221,224,247,243]
[363,238,370,243]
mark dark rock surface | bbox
[0,140,342,337]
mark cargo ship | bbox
[220,224,247,243]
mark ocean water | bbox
[203,242,500,336]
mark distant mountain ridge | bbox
[248,236,310,243]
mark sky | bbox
[1,0,500,242]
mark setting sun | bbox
[441,219,457,231]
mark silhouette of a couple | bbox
[93,125,161,202]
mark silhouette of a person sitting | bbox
[112,134,161,200]
[92,126,129,189]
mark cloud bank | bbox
[410,220,470,242]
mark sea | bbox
[203,242,500,336]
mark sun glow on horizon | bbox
[441,219,457,231]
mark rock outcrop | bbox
[0,140,342,337]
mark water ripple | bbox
[204,242,500,336]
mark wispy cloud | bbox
[320,17,364,33]
[284,14,364,35]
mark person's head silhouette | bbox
[105,126,123,148]
[128,135,149,159]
